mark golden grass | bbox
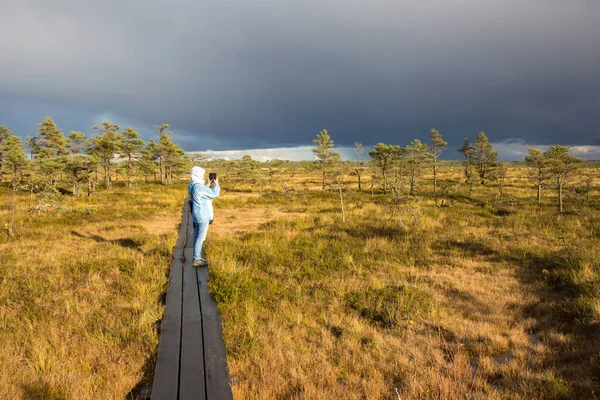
[1,162,599,399]
[0,183,186,399]
[205,164,600,399]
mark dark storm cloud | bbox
[1,0,599,157]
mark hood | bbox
[190,166,205,183]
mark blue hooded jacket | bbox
[188,166,220,223]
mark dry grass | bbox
[0,183,186,399]
[1,162,599,399]
[205,163,600,399]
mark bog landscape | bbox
[0,119,598,399]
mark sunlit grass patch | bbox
[0,183,185,399]
[205,167,600,399]
[2,163,600,399]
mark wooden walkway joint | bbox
[152,202,233,400]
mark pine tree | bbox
[140,139,160,182]
[67,131,88,155]
[2,130,28,190]
[155,124,171,184]
[457,138,475,182]
[473,132,498,184]
[405,139,430,196]
[311,129,336,191]
[0,125,10,183]
[332,153,345,223]
[494,162,507,198]
[429,129,447,193]
[544,145,583,214]
[119,126,145,187]
[86,154,101,196]
[354,142,364,191]
[25,135,38,161]
[524,148,549,204]
[2,129,28,236]
[368,143,403,194]
[160,131,185,185]
[66,131,90,196]
[90,121,121,189]
[33,116,69,186]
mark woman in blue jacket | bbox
[188,166,220,267]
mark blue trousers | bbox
[193,222,210,260]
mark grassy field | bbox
[1,163,599,399]
[0,183,186,399]
[206,164,600,399]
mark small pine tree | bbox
[457,138,475,182]
[368,143,403,194]
[311,129,336,191]
[544,145,583,214]
[494,162,507,198]
[354,142,364,191]
[524,148,550,204]
[331,154,345,223]
[405,139,430,196]
[429,129,447,194]
[0,125,10,183]
[154,124,173,184]
[473,132,498,184]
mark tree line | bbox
[310,129,596,214]
[0,117,189,198]
[1,118,597,218]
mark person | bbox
[188,166,220,267]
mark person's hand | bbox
[213,177,219,186]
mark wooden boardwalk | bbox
[152,202,233,400]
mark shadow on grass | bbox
[439,236,600,397]
[20,382,65,400]
[510,249,600,397]
[70,231,143,252]
[71,229,159,398]
[125,353,156,400]
[342,224,406,240]
[441,285,494,320]
[434,239,495,258]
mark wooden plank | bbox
[197,267,234,400]
[151,248,184,400]
[185,208,195,250]
[179,244,206,399]
[175,201,190,249]
[153,201,232,399]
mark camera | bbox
[209,172,217,182]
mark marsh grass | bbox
[1,163,599,399]
[205,166,600,399]
[0,183,185,399]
